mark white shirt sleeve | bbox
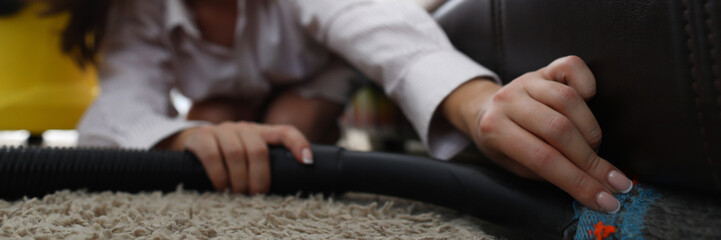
[76,1,205,148]
[288,0,499,159]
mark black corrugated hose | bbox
[0,144,576,239]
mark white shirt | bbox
[77,0,499,160]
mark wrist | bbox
[441,78,501,136]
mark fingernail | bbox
[608,170,633,193]
[302,148,313,164]
[596,191,620,214]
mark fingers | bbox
[180,122,313,195]
[256,124,313,165]
[216,123,248,193]
[540,55,597,100]
[505,94,622,192]
[237,126,271,194]
[471,55,634,212]
[523,79,602,149]
[492,154,543,180]
[185,127,229,191]
[482,113,618,212]
[477,142,541,179]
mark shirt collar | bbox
[165,0,201,38]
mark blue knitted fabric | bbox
[573,184,661,240]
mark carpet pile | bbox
[0,187,494,239]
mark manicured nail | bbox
[302,148,313,164]
[596,191,620,214]
[608,170,633,193]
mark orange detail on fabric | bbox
[632,179,638,186]
[588,221,616,240]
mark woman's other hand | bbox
[158,122,313,194]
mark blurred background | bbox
[0,1,431,154]
[0,1,97,147]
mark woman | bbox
[51,0,632,214]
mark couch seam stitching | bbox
[683,0,718,189]
[703,0,721,189]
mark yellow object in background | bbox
[0,3,98,135]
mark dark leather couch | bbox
[434,0,721,193]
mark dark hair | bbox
[44,0,112,67]
[0,0,26,16]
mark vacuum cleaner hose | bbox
[0,145,576,239]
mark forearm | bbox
[290,0,500,159]
[440,78,501,136]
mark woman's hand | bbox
[442,56,633,213]
[158,122,313,194]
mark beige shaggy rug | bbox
[0,187,496,239]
